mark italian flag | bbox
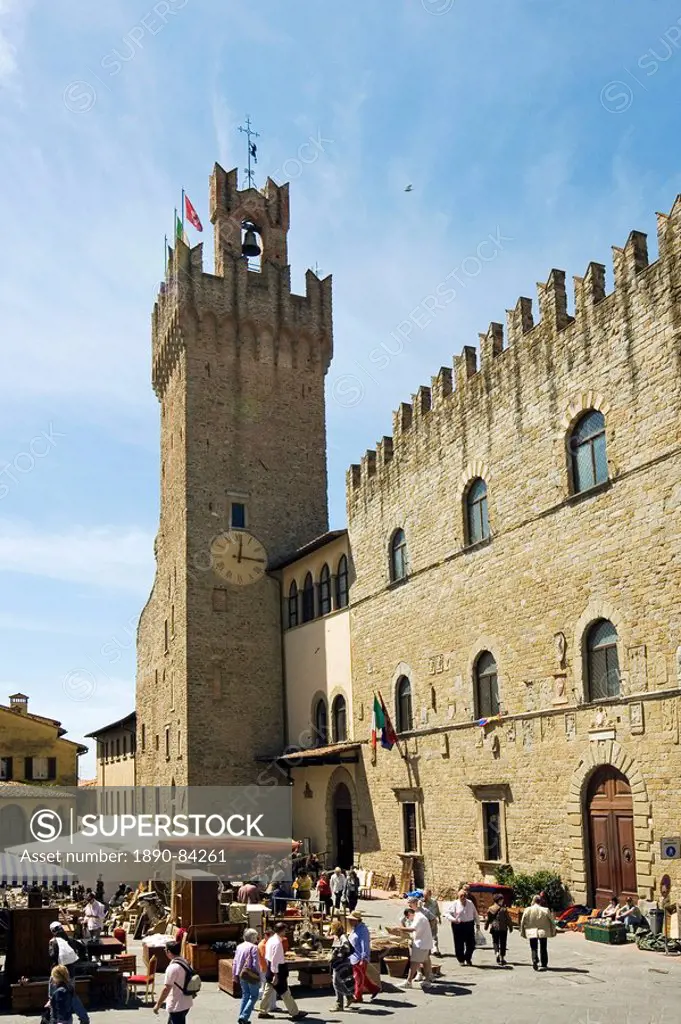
[371,694,397,752]
[175,210,187,245]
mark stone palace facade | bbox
[136,165,681,907]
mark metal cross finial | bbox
[238,116,260,188]
[313,262,322,277]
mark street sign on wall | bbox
[660,838,681,860]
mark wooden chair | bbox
[359,870,374,900]
[114,954,137,975]
[112,927,127,951]
[126,955,156,1005]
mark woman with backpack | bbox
[46,965,89,1024]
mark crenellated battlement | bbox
[151,165,333,399]
[347,196,681,504]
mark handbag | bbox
[240,947,260,984]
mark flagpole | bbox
[164,234,167,274]
[181,189,185,233]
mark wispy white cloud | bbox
[0,520,154,592]
[0,0,30,83]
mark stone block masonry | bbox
[137,165,333,788]
[346,197,681,902]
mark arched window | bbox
[390,529,408,582]
[475,651,499,718]
[336,555,349,609]
[319,564,332,615]
[466,478,490,545]
[313,697,328,747]
[587,619,620,700]
[302,572,315,622]
[396,676,413,733]
[332,694,347,742]
[287,581,298,628]
[570,410,607,493]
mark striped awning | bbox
[0,851,76,886]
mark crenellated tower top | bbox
[347,195,681,505]
[151,164,332,400]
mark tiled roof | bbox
[269,530,348,570]
[85,712,135,738]
[0,781,73,799]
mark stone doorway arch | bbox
[325,768,359,870]
[566,740,652,902]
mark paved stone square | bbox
[18,898,676,1024]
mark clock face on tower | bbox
[210,531,268,585]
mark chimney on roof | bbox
[9,693,28,714]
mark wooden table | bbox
[87,936,125,959]
[11,977,92,1013]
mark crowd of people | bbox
[45,869,644,1023]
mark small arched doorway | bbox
[332,783,354,869]
[586,766,637,908]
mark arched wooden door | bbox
[332,783,354,869]
[586,766,637,908]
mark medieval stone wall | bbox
[137,166,332,787]
[346,199,681,900]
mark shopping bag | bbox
[474,924,487,947]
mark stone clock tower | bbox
[136,165,333,786]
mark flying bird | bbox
[404,184,413,192]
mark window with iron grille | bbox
[403,803,419,853]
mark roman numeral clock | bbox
[210,531,268,586]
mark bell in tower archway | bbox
[242,222,262,258]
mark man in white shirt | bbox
[330,867,346,910]
[444,888,478,966]
[80,891,106,945]
[258,924,307,1021]
[153,940,194,1024]
[400,899,434,987]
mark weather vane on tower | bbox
[238,116,260,188]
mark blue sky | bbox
[1,0,680,775]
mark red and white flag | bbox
[184,194,203,232]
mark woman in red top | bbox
[317,873,333,917]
